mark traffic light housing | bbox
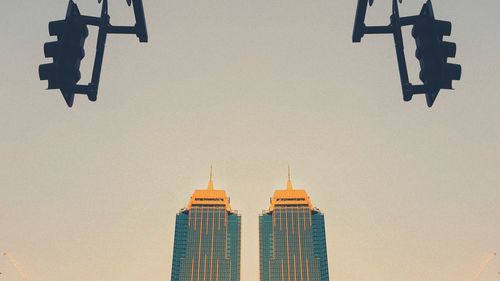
[412,1,461,107]
[39,1,88,107]
[352,0,461,107]
[39,0,149,107]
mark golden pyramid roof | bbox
[186,167,232,211]
[268,167,313,211]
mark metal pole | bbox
[87,0,109,101]
[390,0,413,101]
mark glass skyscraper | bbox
[259,173,330,281]
[171,172,241,281]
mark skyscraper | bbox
[171,171,241,281]
[259,170,330,281]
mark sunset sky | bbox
[1,0,499,280]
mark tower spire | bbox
[286,165,293,190]
[208,165,214,190]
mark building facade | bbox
[259,174,330,281]
[171,174,241,281]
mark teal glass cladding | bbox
[171,206,241,281]
[259,207,330,281]
[171,211,189,281]
[312,212,329,279]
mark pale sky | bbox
[1,0,499,281]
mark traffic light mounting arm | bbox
[353,0,409,42]
[72,0,148,101]
[100,0,148,42]
[83,0,148,42]
[352,0,429,101]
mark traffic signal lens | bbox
[441,41,457,58]
[434,20,452,36]
[43,42,60,58]
[48,20,67,36]
[445,63,462,81]
[39,63,56,80]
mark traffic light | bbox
[39,1,88,107]
[352,0,461,107]
[412,1,461,107]
[39,0,149,107]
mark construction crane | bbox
[470,252,496,281]
[3,252,29,281]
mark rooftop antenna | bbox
[208,165,214,190]
[287,165,293,190]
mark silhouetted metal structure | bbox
[353,0,461,107]
[39,0,148,107]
